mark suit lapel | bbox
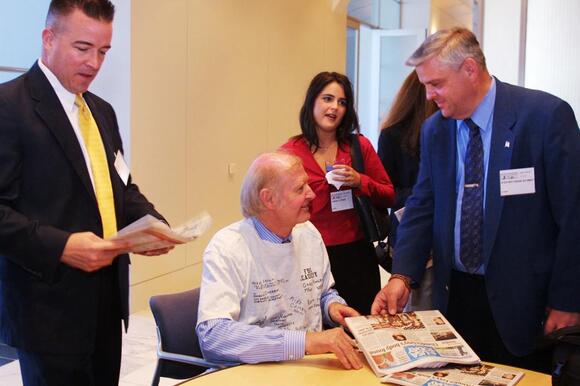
[28,64,97,203]
[484,79,515,263]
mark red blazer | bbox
[281,135,394,246]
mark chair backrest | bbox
[149,287,205,379]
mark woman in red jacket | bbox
[281,72,394,314]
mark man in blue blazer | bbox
[372,27,580,372]
[0,1,171,385]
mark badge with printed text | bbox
[499,167,535,196]
[330,189,354,212]
[114,150,130,185]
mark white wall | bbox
[401,0,430,30]
[379,0,400,29]
[525,0,580,120]
[0,0,49,82]
[357,24,379,144]
[482,0,522,85]
[483,0,580,121]
[430,0,471,32]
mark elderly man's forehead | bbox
[282,161,304,174]
[275,163,305,185]
[270,157,303,179]
[254,152,300,169]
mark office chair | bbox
[149,287,224,386]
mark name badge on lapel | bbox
[330,190,354,212]
[500,167,535,196]
[114,150,130,185]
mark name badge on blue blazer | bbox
[500,167,535,196]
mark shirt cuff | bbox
[323,298,347,327]
[283,329,306,361]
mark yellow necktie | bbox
[76,94,117,238]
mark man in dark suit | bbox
[0,1,171,385]
[372,27,580,372]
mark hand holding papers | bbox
[110,212,212,254]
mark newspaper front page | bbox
[381,363,524,386]
[345,310,480,376]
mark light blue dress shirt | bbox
[196,217,345,364]
[453,78,496,274]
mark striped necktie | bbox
[75,94,117,238]
[460,118,484,273]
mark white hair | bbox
[240,152,302,218]
[407,27,486,70]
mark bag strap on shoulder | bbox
[350,134,365,174]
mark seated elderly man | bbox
[196,152,362,370]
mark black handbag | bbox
[550,325,580,386]
[350,134,392,271]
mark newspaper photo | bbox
[345,310,480,376]
[381,363,524,386]
[110,211,212,253]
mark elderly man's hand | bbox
[371,278,411,315]
[305,328,363,370]
[328,302,360,327]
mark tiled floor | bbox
[0,310,179,386]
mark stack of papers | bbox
[110,212,212,253]
[345,311,525,385]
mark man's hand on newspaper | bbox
[371,278,410,315]
[544,308,580,335]
[328,302,360,327]
[305,328,363,370]
[61,232,130,272]
[135,246,175,256]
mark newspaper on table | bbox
[110,212,212,253]
[345,310,480,377]
[381,363,524,386]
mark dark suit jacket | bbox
[378,122,420,213]
[393,78,580,356]
[0,63,164,353]
[378,123,421,247]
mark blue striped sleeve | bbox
[321,288,347,327]
[196,318,306,364]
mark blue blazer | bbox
[393,78,580,356]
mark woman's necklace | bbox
[312,141,338,172]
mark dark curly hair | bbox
[298,72,360,151]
